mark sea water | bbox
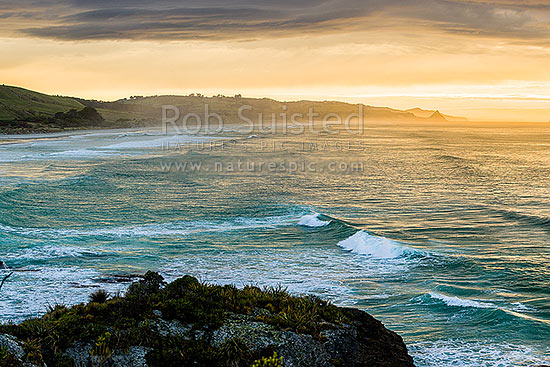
[0,122,549,366]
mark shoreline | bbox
[0,126,158,145]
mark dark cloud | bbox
[0,0,547,42]
[395,0,548,39]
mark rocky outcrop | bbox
[208,310,412,367]
[64,343,151,367]
[0,273,414,367]
[0,334,25,360]
[427,110,448,122]
[0,334,40,367]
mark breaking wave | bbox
[428,292,497,309]
[336,230,422,259]
[297,213,331,227]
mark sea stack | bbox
[428,110,448,122]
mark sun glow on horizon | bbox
[0,0,548,122]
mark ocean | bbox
[0,121,549,366]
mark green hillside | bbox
[0,85,84,121]
[0,85,151,133]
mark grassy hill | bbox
[0,85,151,133]
[0,84,467,134]
[0,85,84,121]
[100,94,417,124]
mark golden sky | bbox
[0,0,549,121]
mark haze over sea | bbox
[1,121,549,366]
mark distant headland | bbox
[0,84,466,134]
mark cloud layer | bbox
[0,0,548,43]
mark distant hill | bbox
[0,85,84,121]
[103,95,419,123]
[407,107,467,122]
[0,85,467,134]
[0,85,151,133]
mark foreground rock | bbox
[0,272,414,367]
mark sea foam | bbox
[336,230,418,259]
[0,215,300,239]
[428,292,497,309]
[4,245,105,260]
[103,135,221,150]
[409,340,550,367]
[297,213,331,227]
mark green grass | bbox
[0,85,84,121]
[0,85,153,133]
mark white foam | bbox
[297,213,331,227]
[0,215,301,239]
[102,139,162,149]
[0,266,129,323]
[337,230,418,259]
[428,292,497,309]
[0,129,224,163]
[4,245,105,260]
[511,302,537,312]
[103,135,220,150]
[48,149,112,158]
[409,340,550,367]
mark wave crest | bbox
[428,292,496,309]
[297,213,331,227]
[336,230,420,259]
[492,208,550,228]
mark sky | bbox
[0,0,549,121]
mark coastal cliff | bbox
[0,272,414,367]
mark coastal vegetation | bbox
[0,85,149,133]
[0,272,413,367]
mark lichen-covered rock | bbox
[0,333,25,359]
[211,314,284,349]
[64,342,150,367]
[0,334,41,367]
[145,316,192,338]
[108,346,150,367]
[64,342,92,367]
[206,312,413,367]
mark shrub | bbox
[0,346,22,367]
[89,289,109,304]
[218,338,251,366]
[126,271,166,300]
[251,352,283,367]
